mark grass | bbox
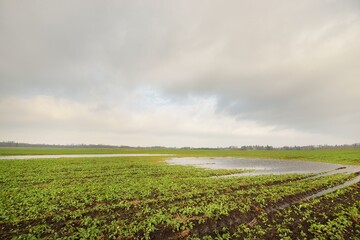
[0,147,359,165]
[0,153,359,239]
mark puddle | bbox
[303,174,360,200]
[167,157,360,175]
[0,154,174,160]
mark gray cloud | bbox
[0,0,359,146]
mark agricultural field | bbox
[1,147,360,165]
[0,149,359,239]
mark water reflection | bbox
[167,157,360,176]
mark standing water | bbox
[167,157,360,200]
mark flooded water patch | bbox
[169,157,360,220]
[167,157,360,176]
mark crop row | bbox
[225,182,360,240]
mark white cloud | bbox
[0,0,359,146]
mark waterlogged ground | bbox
[167,157,360,176]
[0,156,359,239]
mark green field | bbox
[0,149,359,239]
[1,147,360,165]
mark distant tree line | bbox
[0,141,123,148]
[0,141,359,150]
[227,143,360,150]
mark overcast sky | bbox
[1,0,359,147]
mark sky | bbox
[1,0,360,147]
